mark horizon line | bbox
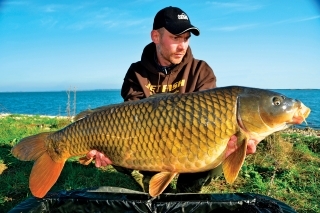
[1,88,320,93]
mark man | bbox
[85,6,243,193]
[121,6,216,101]
[118,6,218,193]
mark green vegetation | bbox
[1,114,319,212]
[203,131,320,212]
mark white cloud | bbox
[275,15,320,25]
[205,1,263,11]
[210,23,257,32]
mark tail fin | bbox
[12,133,48,161]
[30,151,65,198]
[12,132,66,198]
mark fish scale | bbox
[109,89,231,169]
[11,86,310,198]
[58,87,236,171]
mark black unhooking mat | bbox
[9,187,296,213]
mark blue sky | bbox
[0,0,319,92]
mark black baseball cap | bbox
[153,6,200,36]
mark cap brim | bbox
[176,27,200,36]
[166,23,200,36]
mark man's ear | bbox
[151,30,160,44]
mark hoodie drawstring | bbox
[156,72,161,93]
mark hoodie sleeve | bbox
[121,63,147,101]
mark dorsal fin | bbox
[148,93,175,99]
[74,93,175,121]
[74,104,123,121]
[74,109,94,121]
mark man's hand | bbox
[79,150,112,167]
[226,135,258,158]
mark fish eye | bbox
[272,97,281,106]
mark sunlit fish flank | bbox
[11,86,311,198]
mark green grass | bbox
[202,132,320,212]
[0,114,141,212]
[0,114,319,212]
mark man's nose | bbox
[177,41,188,51]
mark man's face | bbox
[153,28,191,66]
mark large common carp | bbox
[12,86,310,198]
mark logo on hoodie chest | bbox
[145,79,185,95]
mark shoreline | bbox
[281,126,320,137]
[0,113,69,119]
[1,113,319,136]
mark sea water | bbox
[0,89,319,129]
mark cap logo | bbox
[177,13,188,20]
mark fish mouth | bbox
[288,102,311,125]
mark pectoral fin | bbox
[149,172,177,197]
[222,138,248,184]
[78,156,94,165]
